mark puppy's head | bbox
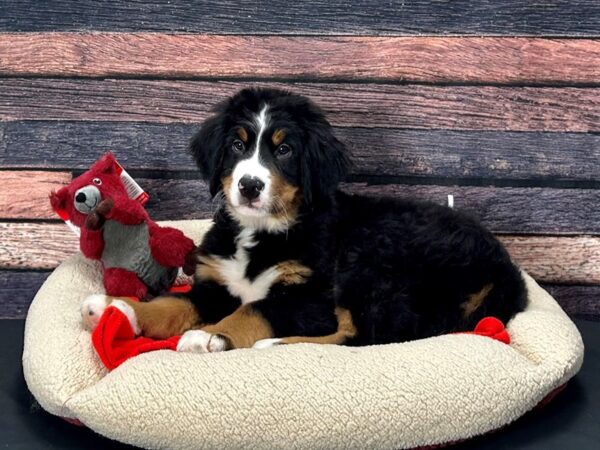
[190,88,350,231]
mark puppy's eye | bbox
[93,178,102,185]
[275,144,292,158]
[232,140,245,153]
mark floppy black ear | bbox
[189,114,226,197]
[301,125,351,207]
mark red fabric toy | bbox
[93,306,511,371]
[50,152,196,299]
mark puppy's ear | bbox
[301,125,351,207]
[49,186,69,213]
[189,114,226,197]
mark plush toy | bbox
[50,152,197,299]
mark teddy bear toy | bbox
[50,152,196,299]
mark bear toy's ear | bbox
[93,152,119,175]
[49,186,69,213]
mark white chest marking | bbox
[217,228,279,304]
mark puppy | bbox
[82,87,527,352]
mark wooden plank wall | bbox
[0,0,599,320]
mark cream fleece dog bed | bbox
[23,220,584,450]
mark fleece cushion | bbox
[23,220,584,450]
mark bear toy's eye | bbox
[93,178,102,185]
[275,144,292,158]
[232,140,245,153]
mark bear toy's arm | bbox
[148,222,196,271]
[79,228,105,260]
[104,196,148,225]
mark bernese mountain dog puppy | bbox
[82,87,527,353]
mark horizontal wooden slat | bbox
[4,174,600,234]
[544,284,600,320]
[341,183,600,235]
[498,236,600,284]
[2,34,599,84]
[2,122,599,183]
[1,80,599,132]
[1,223,598,284]
[0,170,71,219]
[1,1,599,35]
[0,270,49,319]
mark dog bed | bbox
[22,219,584,450]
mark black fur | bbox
[187,87,527,345]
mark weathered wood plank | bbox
[340,183,600,235]
[498,236,600,285]
[1,1,599,35]
[544,284,600,320]
[0,170,71,219]
[0,270,49,319]
[2,34,599,84]
[1,223,599,284]
[4,173,600,234]
[1,271,597,320]
[2,122,599,183]
[1,80,599,132]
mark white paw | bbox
[253,338,283,350]
[81,294,110,331]
[110,299,141,336]
[176,330,228,353]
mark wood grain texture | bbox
[0,171,71,219]
[2,34,600,84]
[2,122,599,183]
[498,236,600,284]
[1,1,599,35]
[341,183,600,235]
[544,284,600,320]
[1,222,598,284]
[0,270,49,319]
[3,173,600,234]
[1,80,599,132]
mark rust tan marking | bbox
[279,308,357,345]
[201,305,274,349]
[111,296,201,340]
[221,174,234,204]
[275,260,312,285]
[195,254,226,285]
[236,127,248,143]
[271,128,286,146]
[461,283,494,317]
[270,173,302,223]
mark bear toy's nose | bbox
[75,192,87,203]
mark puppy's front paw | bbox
[176,330,228,353]
[81,294,109,331]
[253,338,283,350]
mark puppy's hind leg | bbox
[253,307,357,349]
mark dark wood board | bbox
[2,122,599,184]
[3,172,600,235]
[1,1,599,36]
[1,79,599,132]
[2,34,599,84]
[0,270,49,319]
[0,270,597,320]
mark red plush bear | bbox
[50,152,196,299]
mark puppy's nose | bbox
[238,175,265,201]
[75,192,87,203]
